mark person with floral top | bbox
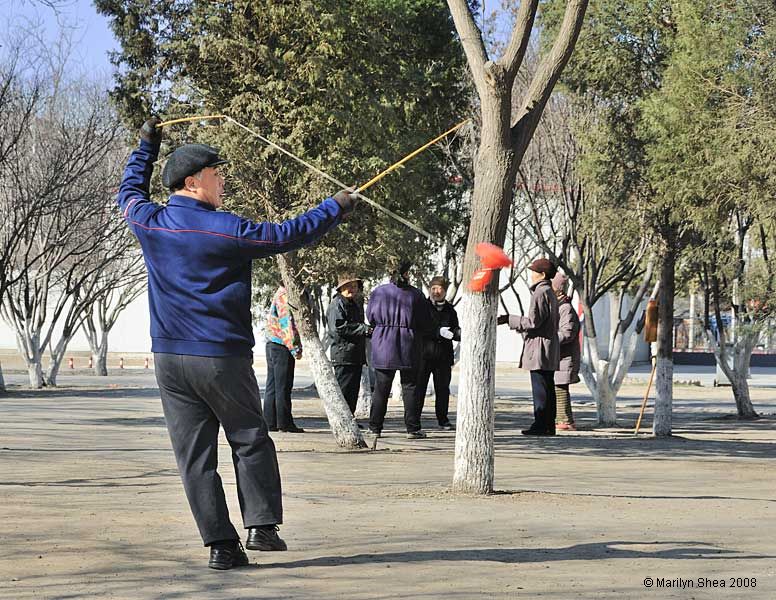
[264,286,304,433]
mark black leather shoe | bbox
[208,541,249,570]
[246,525,287,551]
[279,425,305,433]
[521,428,555,436]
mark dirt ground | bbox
[1,371,774,600]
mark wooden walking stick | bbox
[635,299,659,434]
[634,359,656,434]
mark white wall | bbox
[0,272,649,365]
[0,292,265,354]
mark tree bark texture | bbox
[276,254,366,449]
[653,248,675,437]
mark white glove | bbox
[439,326,454,340]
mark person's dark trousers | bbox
[334,364,362,414]
[529,369,557,433]
[416,359,453,426]
[264,341,296,430]
[154,353,283,546]
[370,368,421,433]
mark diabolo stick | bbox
[155,114,470,240]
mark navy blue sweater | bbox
[118,140,343,357]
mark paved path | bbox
[1,375,774,599]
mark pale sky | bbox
[2,0,118,73]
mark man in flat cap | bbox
[326,273,370,417]
[498,258,560,436]
[117,118,358,570]
[416,276,460,430]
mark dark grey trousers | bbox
[264,341,296,430]
[154,353,283,546]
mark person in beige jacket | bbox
[498,258,560,435]
[552,272,581,431]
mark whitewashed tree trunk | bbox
[94,350,108,376]
[97,332,109,375]
[301,332,365,448]
[28,360,44,388]
[453,292,497,494]
[705,329,759,419]
[581,331,618,426]
[277,254,365,449]
[653,357,673,436]
[448,0,589,494]
[87,331,110,376]
[595,372,616,425]
[391,373,403,404]
[46,331,77,386]
[354,367,372,418]
[653,249,675,437]
[46,356,62,387]
[17,333,44,389]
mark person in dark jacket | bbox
[118,119,358,570]
[366,259,431,439]
[498,258,560,436]
[552,272,580,431]
[327,273,370,415]
[416,276,460,430]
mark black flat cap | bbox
[161,143,229,190]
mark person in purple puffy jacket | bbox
[366,259,432,439]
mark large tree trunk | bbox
[17,332,44,389]
[28,360,44,389]
[730,371,756,419]
[454,292,499,494]
[88,331,110,376]
[453,120,517,494]
[94,345,109,376]
[276,254,365,449]
[448,0,589,494]
[731,335,758,418]
[653,248,675,437]
[579,305,619,427]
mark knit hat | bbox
[161,143,229,190]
